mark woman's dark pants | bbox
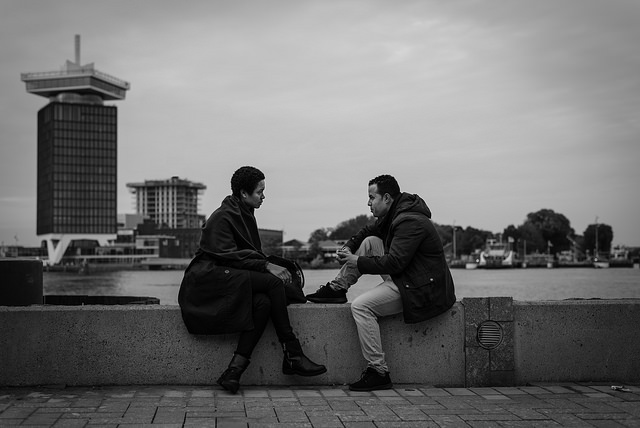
[235,271,296,358]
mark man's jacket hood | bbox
[394,193,432,219]
[376,192,432,233]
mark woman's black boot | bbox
[282,339,327,376]
[217,353,250,394]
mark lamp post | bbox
[594,216,599,260]
[281,229,286,258]
[452,221,457,261]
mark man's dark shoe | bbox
[305,283,347,303]
[349,367,393,391]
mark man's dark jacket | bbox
[178,195,268,335]
[344,192,456,323]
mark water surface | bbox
[43,267,640,305]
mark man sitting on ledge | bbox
[306,174,456,391]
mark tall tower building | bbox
[21,35,130,265]
[126,176,206,229]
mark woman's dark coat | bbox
[178,195,268,335]
[344,192,456,324]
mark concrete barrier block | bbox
[380,304,465,386]
[0,259,43,306]
[462,297,488,347]
[490,297,513,322]
[514,300,640,384]
[491,321,514,371]
[465,346,490,386]
[463,297,515,387]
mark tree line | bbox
[307,209,615,258]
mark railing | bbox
[21,67,130,90]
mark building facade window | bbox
[37,102,118,235]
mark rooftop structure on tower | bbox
[21,35,130,102]
[20,35,130,265]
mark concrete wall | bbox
[1,299,638,387]
[514,300,640,384]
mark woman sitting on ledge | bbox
[178,166,326,394]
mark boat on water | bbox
[592,218,610,269]
[464,251,481,269]
[478,239,516,269]
[593,257,610,269]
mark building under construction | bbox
[126,176,206,229]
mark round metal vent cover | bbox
[476,320,503,350]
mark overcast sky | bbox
[1,0,639,248]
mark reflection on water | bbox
[44,270,185,305]
[43,267,640,305]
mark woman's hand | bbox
[266,262,292,284]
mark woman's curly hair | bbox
[231,166,265,197]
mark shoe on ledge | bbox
[349,367,393,391]
[305,282,347,304]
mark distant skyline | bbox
[1,0,639,247]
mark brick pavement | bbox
[0,383,639,427]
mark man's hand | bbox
[266,262,292,284]
[336,249,358,267]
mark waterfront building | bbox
[117,213,145,231]
[126,176,206,229]
[153,227,202,259]
[20,35,130,265]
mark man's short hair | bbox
[231,166,265,197]
[369,174,400,199]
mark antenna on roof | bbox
[74,34,81,65]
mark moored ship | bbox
[478,238,516,268]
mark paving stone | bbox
[307,415,343,427]
[420,387,452,397]
[445,388,479,396]
[375,422,439,427]
[52,419,90,427]
[328,401,360,411]
[22,413,63,425]
[340,422,376,428]
[270,390,296,398]
[540,386,576,394]
[404,396,439,405]
[215,417,252,427]
[276,409,309,422]
[190,389,216,398]
[295,390,322,397]
[506,407,550,420]
[372,389,399,397]
[244,395,271,402]
[428,414,470,427]
[396,388,425,397]
[483,395,511,401]
[154,407,187,423]
[184,418,218,427]
[319,389,348,398]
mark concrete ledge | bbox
[0,303,464,387]
[1,299,638,387]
